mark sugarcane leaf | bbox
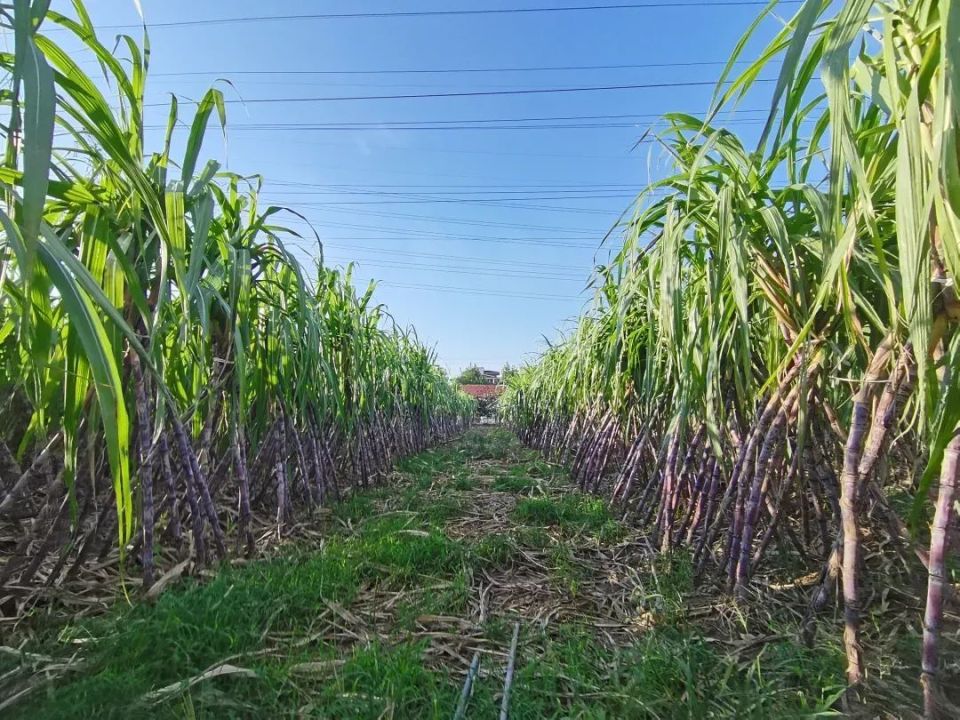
[36,237,133,547]
[910,333,960,530]
[16,3,56,259]
[896,86,934,422]
[182,89,225,188]
[756,0,826,153]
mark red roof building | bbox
[459,384,506,399]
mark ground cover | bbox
[3,429,858,718]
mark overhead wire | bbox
[144,78,776,106]
[375,281,581,302]
[151,60,751,77]
[317,255,585,281]
[316,243,591,271]
[95,2,803,30]
[277,221,606,249]
[287,204,612,232]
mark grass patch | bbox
[548,543,585,596]
[458,427,519,460]
[513,525,553,550]
[493,472,540,493]
[504,624,843,719]
[513,494,623,542]
[628,552,696,620]
[351,515,465,582]
[5,429,850,719]
[333,493,376,524]
[393,569,473,631]
[9,514,471,719]
[451,474,475,491]
[472,533,518,568]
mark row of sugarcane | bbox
[0,1,474,606]
[503,0,960,716]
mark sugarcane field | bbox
[1,0,960,718]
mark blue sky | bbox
[72,0,787,374]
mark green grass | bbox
[5,429,845,719]
[457,427,520,460]
[513,494,623,542]
[333,493,376,524]
[502,624,844,719]
[451,473,476,491]
[472,533,518,567]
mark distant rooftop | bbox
[460,384,506,399]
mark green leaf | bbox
[36,237,133,547]
[17,3,56,257]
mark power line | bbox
[263,191,637,198]
[226,109,768,128]
[270,182,643,191]
[219,121,774,132]
[273,143,643,161]
[319,255,584,281]
[272,184,640,192]
[271,197,627,216]
[318,243,590,271]
[144,114,794,134]
[265,192,634,203]
[152,60,749,78]
[278,221,604,249]
[99,3,802,30]
[261,185,665,200]
[376,281,579,302]
[318,231,602,248]
[146,78,774,106]
[262,163,643,184]
[209,109,772,128]
[291,205,611,233]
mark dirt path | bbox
[3,428,848,719]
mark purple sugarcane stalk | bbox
[171,412,227,559]
[276,410,290,532]
[752,432,805,567]
[921,426,960,718]
[720,373,801,584]
[611,430,645,504]
[288,416,314,506]
[64,499,114,582]
[129,350,156,590]
[695,416,756,571]
[659,430,682,553]
[735,388,798,594]
[168,417,209,563]
[232,423,255,556]
[838,336,894,687]
[687,454,722,548]
[637,436,672,526]
[305,420,326,506]
[18,494,71,587]
[676,451,713,547]
[670,427,707,544]
[158,432,181,545]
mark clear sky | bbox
[72,0,787,374]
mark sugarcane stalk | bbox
[0,433,63,519]
[0,439,23,496]
[129,350,156,589]
[172,409,227,557]
[686,454,722,546]
[158,432,181,545]
[920,425,960,718]
[736,386,801,592]
[838,335,894,687]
